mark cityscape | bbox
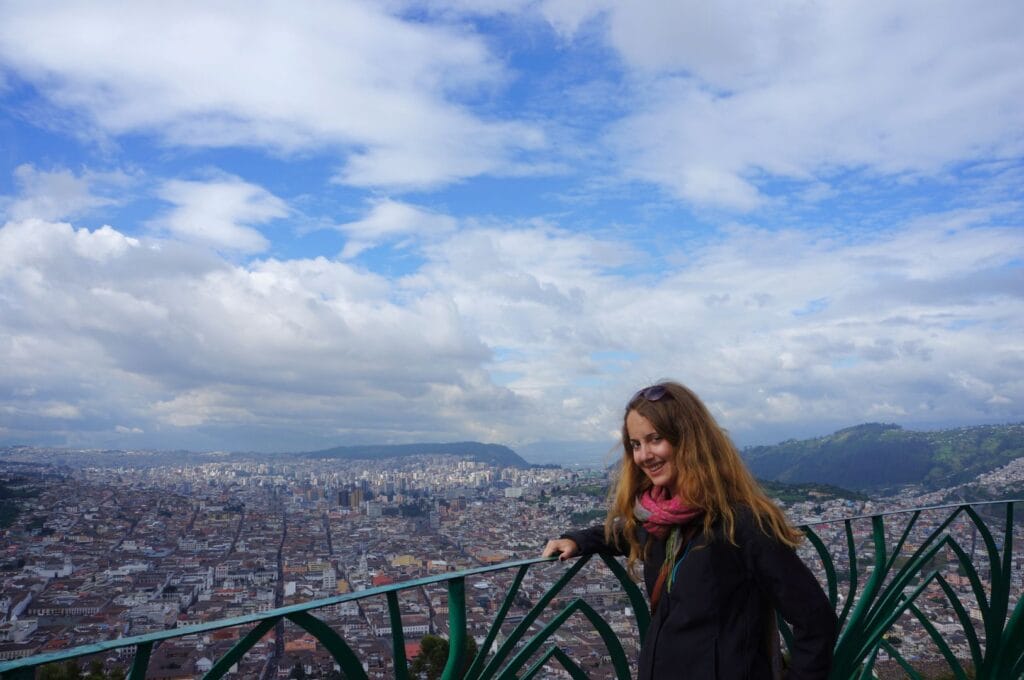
[2,2,1022,678]
[2,448,1022,678]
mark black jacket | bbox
[564,509,837,680]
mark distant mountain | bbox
[517,440,617,467]
[743,422,1024,491]
[302,441,531,468]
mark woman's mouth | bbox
[644,461,665,475]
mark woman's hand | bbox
[542,538,579,561]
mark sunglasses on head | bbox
[632,384,670,402]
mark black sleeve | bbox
[561,524,628,557]
[740,519,838,680]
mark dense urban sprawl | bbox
[1,449,1022,679]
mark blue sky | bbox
[0,0,1022,454]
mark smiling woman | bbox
[626,407,677,487]
[543,381,837,680]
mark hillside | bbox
[742,422,1024,491]
[302,441,531,468]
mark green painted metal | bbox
[464,564,529,680]
[3,500,1023,680]
[801,525,839,609]
[883,508,921,574]
[598,552,651,641]
[834,514,888,667]
[1002,583,1024,677]
[286,611,369,680]
[0,556,551,677]
[201,616,279,680]
[856,644,881,680]
[520,646,589,680]
[839,518,859,628]
[848,544,947,671]
[386,590,410,680]
[906,600,970,680]
[820,501,1024,679]
[127,640,152,680]
[494,598,631,680]
[440,578,466,680]
[475,554,590,680]
[879,639,923,680]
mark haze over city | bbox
[1,1,1022,454]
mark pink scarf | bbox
[634,486,703,539]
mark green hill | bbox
[757,479,868,503]
[302,441,531,468]
[742,422,1024,491]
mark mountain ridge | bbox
[301,441,531,468]
[742,422,1024,491]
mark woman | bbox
[543,382,836,679]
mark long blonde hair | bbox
[604,381,802,575]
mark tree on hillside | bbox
[38,660,124,680]
[39,661,82,680]
[86,660,122,680]
[409,634,478,680]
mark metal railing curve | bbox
[804,500,1024,680]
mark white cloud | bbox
[151,389,258,429]
[0,217,501,449]
[337,199,458,258]
[413,211,1023,441]
[39,402,82,419]
[0,1,545,189]
[556,0,1024,208]
[2,164,128,221]
[537,0,610,37]
[0,0,1019,455]
[0,218,141,276]
[1,204,1021,450]
[150,177,287,253]
[397,0,535,16]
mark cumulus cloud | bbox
[0,217,502,449]
[409,214,1023,442]
[338,199,458,258]
[0,1,544,190]
[0,1,1020,452]
[0,207,1021,449]
[150,177,287,253]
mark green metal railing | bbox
[802,501,1024,680]
[1,501,1021,679]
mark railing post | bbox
[465,564,531,680]
[441,577,466,680]
[128,641,152,680]
[387,591,411,680]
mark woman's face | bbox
[626,409,677,488]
